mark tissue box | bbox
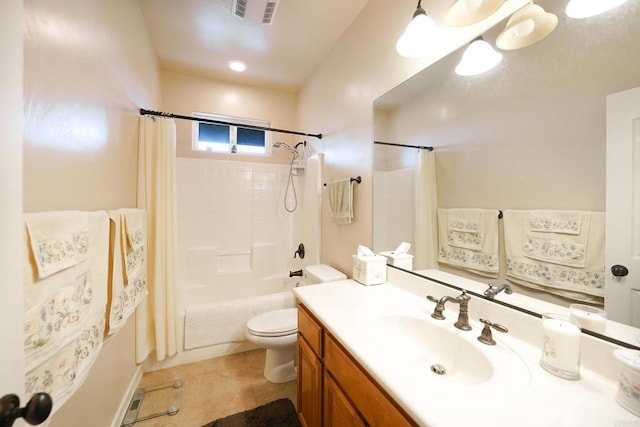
[379,251,414,270]
[352,255,387,286]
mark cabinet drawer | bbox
[298,303,323,357]
[324,334,417,427]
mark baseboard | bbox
[111,365,144,427]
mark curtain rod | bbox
[140,108,323,139]
[374,141,433,151]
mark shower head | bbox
[273,141,298,155]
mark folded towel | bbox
[327,178,353,224]
[24,211,89,279]
[437,208,500,277]
[184,291,295,350]
[447,208,484,250]
[503,210,605,303]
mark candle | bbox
[541,313,581,380]
[569,304,607,334]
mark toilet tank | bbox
[303,264,346,284]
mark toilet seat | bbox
[247,308,298,337]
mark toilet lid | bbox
[247,308,298,337]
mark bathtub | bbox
[143,273,303,372]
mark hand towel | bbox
[437,208,500,277]
[327,178,353,224]
[503,210,605,303]
[24,210,89,279]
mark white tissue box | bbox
[352,254,387,286]
[378,251,414,270]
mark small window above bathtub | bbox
[192,112,270,155]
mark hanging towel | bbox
[327,178,353,224]
[24,211,109,415]
[437,208,500,277]
[106,209,148,335]
[503,210,605,303]
[24,210,90,279]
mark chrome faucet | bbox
[426,291,472,331]
[483,283,513,300]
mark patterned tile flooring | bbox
[132,349,297,427]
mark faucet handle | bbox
[426,295,440,304]
[477,319,508,345]
[426,295,446,320]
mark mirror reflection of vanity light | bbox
[565,0,630,19]
[446,0,506,27]
[495,3,558,50]
[454,37,503,76]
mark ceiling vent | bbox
[232,0,279,25]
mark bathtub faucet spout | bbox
[289,269,303,277]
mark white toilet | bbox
[245,264,346,383]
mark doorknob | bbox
[611,264,629,277]
[0,393,52,426]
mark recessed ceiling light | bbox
[228,60,247,72]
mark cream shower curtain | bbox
[414,150,438,270]
[135,116,179,363]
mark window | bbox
[192,112,270,155]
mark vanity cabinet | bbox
[297,303,416,427]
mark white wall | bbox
[23,0,160,425]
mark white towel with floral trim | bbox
[24,210,89,279]
[106,209,148,335]
[24,211,109,415]
[503,210,605,303]
[437,208,500,277]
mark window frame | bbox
[191,111,271,156]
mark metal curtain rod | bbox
[374,141,433,151]
[140,108,323,139]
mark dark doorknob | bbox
[0,392,52,426]
[611,264,629,277]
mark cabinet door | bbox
[324,371,366,427]
[298,336,323,427]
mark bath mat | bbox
[201,398,301,427]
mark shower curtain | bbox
[135,116,179,363]
[414,150,438,270]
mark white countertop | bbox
[293,279,639,426]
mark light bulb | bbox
[513,18,535,38]
[455,39,503,76]
[566,0,630,19]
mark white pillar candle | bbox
[569,304,607,334]
[541,313,581,379]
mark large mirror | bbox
[373,0,640,347]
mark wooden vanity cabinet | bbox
[297,303,417,427]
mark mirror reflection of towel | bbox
[328,179,353,224]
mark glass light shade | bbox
[496,3,558,50]
[396,12,437,58]
[566,0,630,19]
[455,38,503,76]
[446,0,505,26]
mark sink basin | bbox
[365,313,530,388]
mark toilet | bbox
[245,264,346,383]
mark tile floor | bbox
[131,349,297,427]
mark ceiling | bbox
[138,0,370,92]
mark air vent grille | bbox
[233,0,247,19]
[262,1,279,24]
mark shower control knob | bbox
[611,264,629,277]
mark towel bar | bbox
[323,176,362,186]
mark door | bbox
[605,86,640,326]
[0,0,25,401]
[297,337,322,427]
[323,372,366,427]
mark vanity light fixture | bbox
[454,37,503,76]
[565,0,630,19]
[396,0,438,58]
[495,3,557,50]
[446,0,505,27]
